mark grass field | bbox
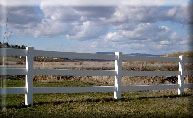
[0,79,193,118]
[1,55,193,117]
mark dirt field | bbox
[1,57,193,86]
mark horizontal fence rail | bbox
[122,71,179,76]
[34,50,116,60]
[184,58,193,63]
[34,69,116,76]
[184,70,193,75]
[0,48,27,56]
[0,87,26,95]
[121,84,179,91]
[184,84,193,88]
[0,47,193,106]
[122,55,179,62]
[0,68,27,75]
[34,86,115,94]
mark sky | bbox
[0,0,193,55]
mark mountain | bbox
[96,52,163,57]
[127,53,163,57]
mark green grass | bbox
[0,80,193,118]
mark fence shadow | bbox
[2,94,192,118]
[4,93,192,110]
[32,93,192,106]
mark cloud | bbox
[33,3,189,39]
[40,5,115,22]
[0,0,191,54]
[40,6,81,22]
[73,6,115,20]
[0,0,38,6]
[89,33,189,54]
[33,5,113,39]
[33,19,71,37]
[105,23,172,42]
[6,6,41,25]
[187,1,193,24]
[40,0,186,7]
[1,1,189,39]
[88,22,188,54]
[0,0,188,7]
[110,5,188,24]
[66,21,109,40]
[0,6,42,37]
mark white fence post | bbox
[25,47,34,105]
[178,55,184,95]
[114,52,122,99]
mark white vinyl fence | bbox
[0,47,193,105]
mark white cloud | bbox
[26,5,116,39]
[1,2,189,39]
[40,6,81,22]
[88,22,190,54]
[40,0,186,7]
[89,34,189,54]
[0,6,42,38]
[0,0,38,6]
[110,5,188,24]
[30,3,190,41]
[105,23,172,42]
[160,40,169,45]
[0,6,41,25]
[33,19,71,37]
[0,0,191,54]
[66,21,108,40]
[188,2,193,23]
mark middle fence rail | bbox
[0,47,193,105]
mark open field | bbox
[1,57,193,117]
[0,79,193,118]
[1,58,193,85]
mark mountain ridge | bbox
[96,52,163,57]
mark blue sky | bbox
[0,0,192,55]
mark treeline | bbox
[0,42,26,49]
[0,42,70,62]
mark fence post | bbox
[178,55,184,95]
[25,47,34,105]
[114,52,122,99]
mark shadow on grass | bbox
[133,93,192,100]
[5,103,31,109]
[4,93,192,109]
[29,94,192,105]
[2,94,193,118]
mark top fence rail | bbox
[34,50,116,60]
[122,55,179,62]
[0,48,27,56]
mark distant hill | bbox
[2,42,192,59]
[96,51,193,58]
[165,51,193,58]
[96,52,163,57]
[127,53,163,57]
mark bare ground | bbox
[1,59,193,86]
